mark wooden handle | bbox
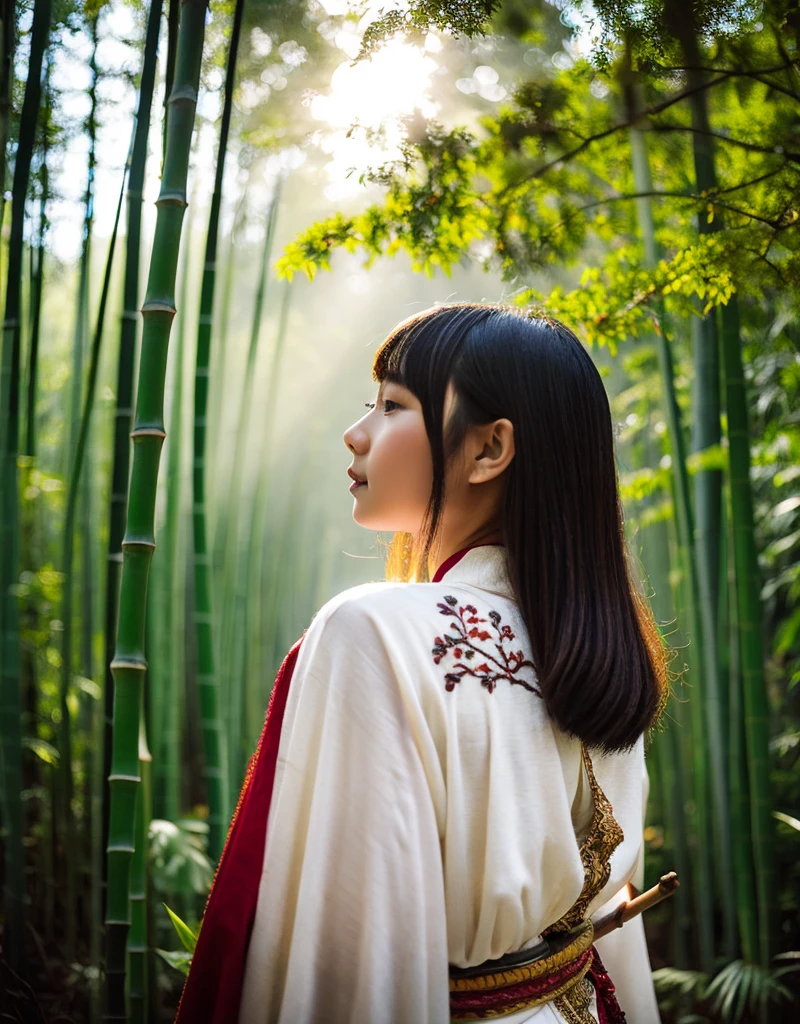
[591,872,680,941]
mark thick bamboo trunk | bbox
[105,1,207,1016]
[192,0,245,857]
[0,0,52,973]
[102,0,163,927]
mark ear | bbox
[468,418,515,484]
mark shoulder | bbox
[308,579,484,637]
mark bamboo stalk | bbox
[59,121,129,971]
[668,16,735,960]
[627,100,717,968]
[105,1,207,1015]
[208,181,248,497]
[0,0,15,271]
[160,198,193,824]
[102,0,163,929]
[219,186,280,811]
[127,691,152,1024]
[245,278,293,745]
[192,0,245,857]
[725,475,760,963]
[0,0,53,973]
[24,61,50,459]
[720,297,774,967]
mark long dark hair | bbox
[374,303,668,753]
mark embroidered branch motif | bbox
[432,596,540,696]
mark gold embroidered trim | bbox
[544,743,625,934]
[553,976,597,1024]
[449,922,594,993]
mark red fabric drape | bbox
[174,634,306,1023]
[589,946,627,1023]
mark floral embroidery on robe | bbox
[432,595,541,695]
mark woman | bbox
[176,304,669,1023]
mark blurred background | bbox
[0,0,798,1019]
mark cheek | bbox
[378,419,432,495]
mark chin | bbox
[353,507,415,533]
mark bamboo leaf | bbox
[773,810,800,832]
[155,947,193,976]
[74,675,101,699]
[24,737,59,765]
[163,903,198,953]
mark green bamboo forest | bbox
[0,0,798,1018]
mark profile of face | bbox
[342,377,515,546]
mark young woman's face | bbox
[342,380,436,533]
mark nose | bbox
[343,418,368,455]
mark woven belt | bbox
[449,922,595,1020]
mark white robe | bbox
[239,545,661,1023]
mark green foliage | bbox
[357,0,501,61]
[653,966,711,1018]
[577,0,764,70]
[279,15,800,349]
[155,947,194,978]
[653,956,800,1022]
[149,818,214,901]
[156,904,198,977]
[705,957,799,1022]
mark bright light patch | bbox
[310,39,439,199]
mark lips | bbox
[347,468,367,485]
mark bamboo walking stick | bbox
[591,872,680,940]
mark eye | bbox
[364,400,400,413]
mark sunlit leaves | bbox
[357,0,502,62]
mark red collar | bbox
[432,543,504,583]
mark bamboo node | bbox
[121,310,138,321]
[120,538,157,552]
[195,366,211,376]
[109,657,147,671]
[130,426,166,440]
[168,84,198,104]
[107,552,124,564]
[108,774,141,784]
[141,299,177,314]
[156,191,188,208]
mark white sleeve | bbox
[238,599,450,1024]
[593,752,662,1023]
